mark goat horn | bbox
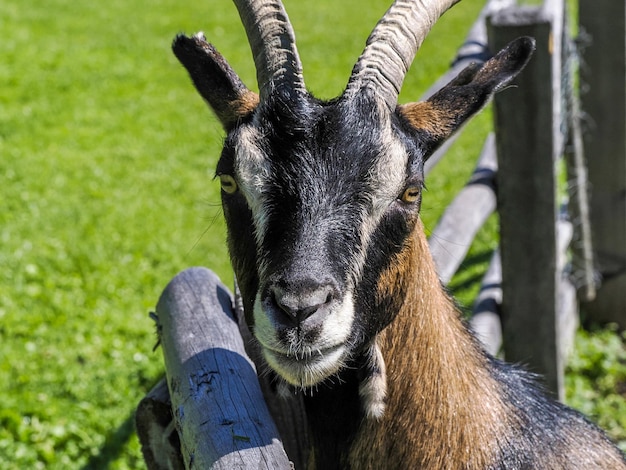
[232,0,306,100]
[345,0,460,108]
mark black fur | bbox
[301,357,376,469]
[488,356,625,468]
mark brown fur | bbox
[343,219,626,469]
[399,102,455,139]
[223,90,259,126]
[348,219,519,469]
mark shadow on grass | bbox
[81,413,136,470]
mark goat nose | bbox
[269,282,335,326]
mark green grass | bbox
[1,0,624,467]
[566,325,626,451]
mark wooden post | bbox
[149,267,292,469]
[429,134,498,284]
[579,0,626,326]
[488,0,571,399]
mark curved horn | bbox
[232,0,305,100]
[345,0,460,108]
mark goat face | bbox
[217,92,426,387]
[173,0,535,390]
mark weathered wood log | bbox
[231,282,311,470]
[488,0,570,399]
[150,267,292,469]
[136,377,185,470]
[429,134,497,284]
[579,0,626,326]
[470,249,503,357]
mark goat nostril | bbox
[275,296,320,324]
[272,293,297,319]
[269,283,335,326]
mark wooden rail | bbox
[143,268,293,469]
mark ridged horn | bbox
[232,0,306,100]
[345,0,460,108]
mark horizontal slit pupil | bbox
[402,187,420,202]
[220,175,237,193]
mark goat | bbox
[172,0,626,468]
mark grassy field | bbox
[1,0,624,468]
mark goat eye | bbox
[400,186,421,204]
[219,174,238,194]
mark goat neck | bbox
[347,222,626,469]
[348,220,513,468]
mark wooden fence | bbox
[430,0,625,398]
[136,0,626,466]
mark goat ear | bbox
[399,36,535,156]
[172,34,259,131]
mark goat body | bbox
[172,0,626,468]
[341,224,623,468]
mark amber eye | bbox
[219,174,238,194]
[400,186,421,204]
